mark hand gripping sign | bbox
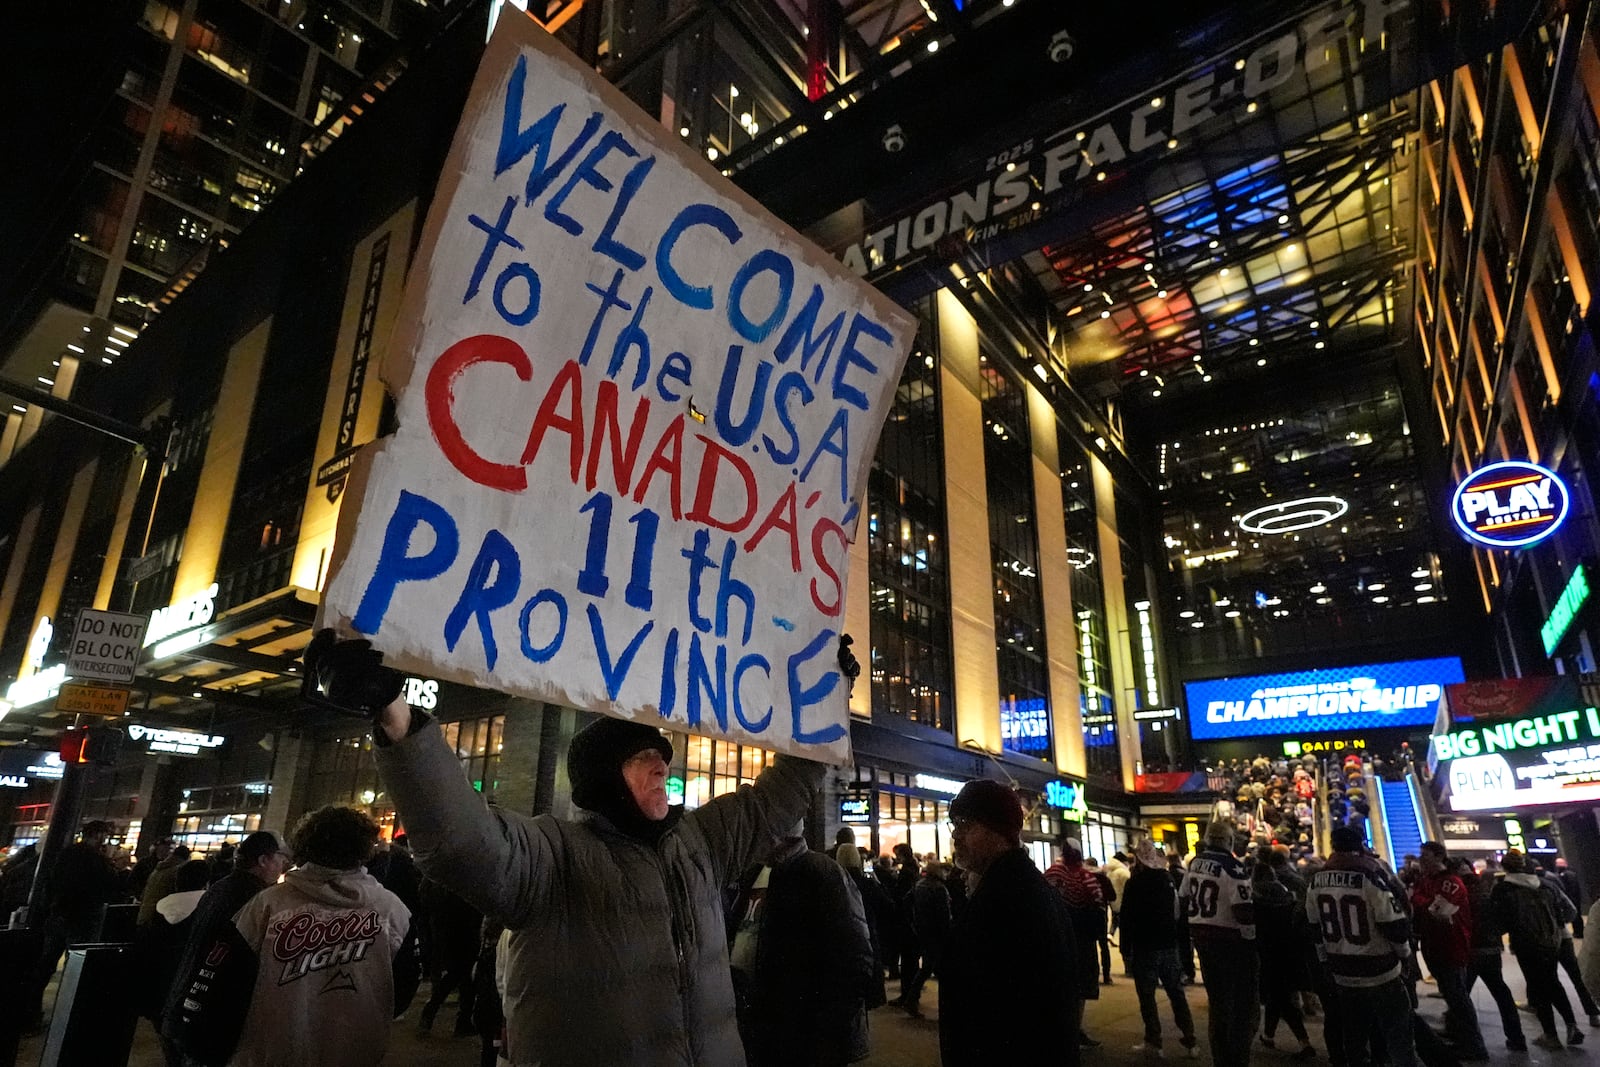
[319,17,914,763]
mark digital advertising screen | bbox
[1184,657,1466,741]
[1432,708,1600,812]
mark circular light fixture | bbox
[1237,495,1350,535]
[1066,547,1096,571]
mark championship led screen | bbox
[1184,657,1466,741]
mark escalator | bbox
[1369,764,1442,866]
[1378,779,1425,865]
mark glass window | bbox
[867,312,954,732]
[980,355,1049,757]
[667,732,773,811]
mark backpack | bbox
[1509,882,1563,952]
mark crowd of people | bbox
[35,631,1552,1066]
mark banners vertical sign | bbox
[320,18,915,762]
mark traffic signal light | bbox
[59,726,123,765]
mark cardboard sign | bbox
[54,683,130,718]
[320,18,914,763]
[66,609,147,684]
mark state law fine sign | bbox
[1451,461,1569,550]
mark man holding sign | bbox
[307,6,908,1065]
[308,632,851,1066]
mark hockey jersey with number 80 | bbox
[1180,849,1254,942]
[1306,854,1412,987]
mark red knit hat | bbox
[950,779,1024,839]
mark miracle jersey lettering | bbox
[1306,866,1412,987]
[1180,851,1254,941]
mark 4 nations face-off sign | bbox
[320,18,915,762]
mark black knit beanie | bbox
[566,717,676,841]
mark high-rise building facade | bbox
[0,0,1578,868]
[0,0,452,463]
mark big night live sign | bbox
[1451,461,1569,549]
[1431,707,1600,811]
[1183,657,1465,741]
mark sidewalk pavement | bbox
[23,953,1592,1065]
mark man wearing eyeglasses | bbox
[937,780,1080,1067]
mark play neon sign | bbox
[1452,461,1569,549]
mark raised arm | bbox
[372,699,557,928]
[682,753,826,886]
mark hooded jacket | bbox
[373,720,824,1067]
[229,864,411,1067]
[1491,870,1573,956]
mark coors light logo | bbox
[269,909,383,987]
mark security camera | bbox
[882,124,906,152]
[1048,30,1076,63]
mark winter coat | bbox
[1491,872,1569,957]
[1043,859,1103,1000]
[162,869,277,1063]
[229,864,412,1067]
[139,852,189,925]
[1118,864,1178,955]
[1559,869,1583,915]
[1540,871,1579,937]
[728,841,873,1067]
[136,888,206,1022]
[909,875,952,962]
[939,849,1079,1067]
[419,876,481,968]
[374,720,824,1067]
[844,867,892,1006]
[0,846,37,914]
[1105,858,1131,914]
[1461,869,1505,953]
[1253,875,1310,993]
[1581,900,1600,1004]
[49,841,120,929]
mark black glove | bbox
[838,634,861,694]
[302,629,404,719]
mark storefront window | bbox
[441,714,506,795]
[667,733,774,811]
[848,765,958,862]
[875,790,950,863]
[307,713,504,836]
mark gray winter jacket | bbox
[373,721,825,1067]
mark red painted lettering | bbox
[686,435,759,534]
[632,414,685,520]
[520,359,585,481]
[743,482,802,571]
[425,334,532,492]
[586,379,651,495]
[808,517,847,616]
